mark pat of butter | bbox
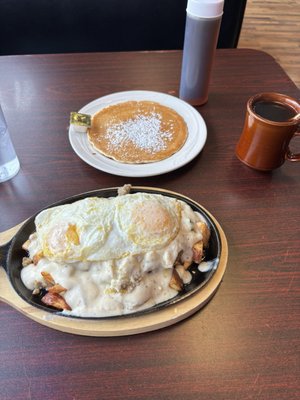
[70,112,91,133]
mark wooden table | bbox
[0,49,299,399]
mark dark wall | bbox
[0,0,247,55]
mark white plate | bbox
[68,91,207,177]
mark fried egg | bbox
[34,193,181,263]
[35,197,114,263]
[117,193,180,248]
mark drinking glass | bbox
[0,104,20,183]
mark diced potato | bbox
[183,259,193,270]
[196,221,210,247]
[33,251,44,265]
[174,250,183,266]
[192,241,203,263]
[169,269,184,291]
[32,280,43,295]
[41,292,71,311]
[22,257,32,267]
[47,284,67,294]
[22,240,30,251]
[41,271,55,286]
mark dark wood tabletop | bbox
[0,49,299,400]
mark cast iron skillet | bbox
[0,187,226,335]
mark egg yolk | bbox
[128,201,178,247]
[65,224,80,245]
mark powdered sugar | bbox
[106,112,173,154]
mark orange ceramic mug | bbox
[236,92,300,171]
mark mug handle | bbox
[286,130,300,162]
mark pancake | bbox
[87,100,188,163]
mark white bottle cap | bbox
[187,0,224,18]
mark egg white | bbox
[35,197,114,263]
[35,193,182,263]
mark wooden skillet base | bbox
[0,213,228,337]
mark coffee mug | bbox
[236,92,300,171]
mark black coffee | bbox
[253,101,296,122]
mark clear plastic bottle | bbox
[0,105,20,183]
[179,0,224,106]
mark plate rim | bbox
[68,90,207,177]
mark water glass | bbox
[0,105,20,183]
